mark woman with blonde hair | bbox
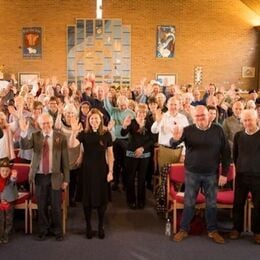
[70,108,114,239]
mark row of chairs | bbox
[12,163,68,234]
[167,163,253,236]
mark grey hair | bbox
[37,112,54,126]
[240,109,258,121]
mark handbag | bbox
[158,145,182,170]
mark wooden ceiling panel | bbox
[241,0,260,16]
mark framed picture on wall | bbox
[156,25,176,58]
[18,72,40,87]
[242,66,255,78]
[22,27,42,58]
[156,73,177,86]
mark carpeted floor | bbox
[0,189,259,260]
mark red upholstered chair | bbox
[12,163,31,234]
[216,164,236,209]
[167,163,205,235]
[28,184,68,235]
[247,193,253,232]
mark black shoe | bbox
[55,234,64,241]
[36,232,47,241]
[128,203,136,210]
[98,227,105,239]
[86,227,93,239]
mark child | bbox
[0,158,18,244]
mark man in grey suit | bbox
[20,113,69,241]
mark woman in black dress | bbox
[70,108,114,239]
[121,104,155,209]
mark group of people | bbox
[0,76,259,245]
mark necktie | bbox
[42,135,49,174]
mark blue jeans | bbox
[180,170,218,232]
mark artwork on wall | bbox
[156,73,177,86]
[194,66,203,85]
[18,72,40,87]
[242,66,255,78]
[22,27,42,58]
[156,25,175,58]
[67,19,131,87]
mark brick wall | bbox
[0,0,259,90]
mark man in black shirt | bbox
[171,105,231,244]
[230,109,260,244]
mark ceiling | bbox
[241,0,260,16]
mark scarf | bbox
[0,175,8,192]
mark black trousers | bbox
[35,174,62,235]
[233,174,260,233]
[125,157,150,205]
[113,139,128,187]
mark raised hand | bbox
[155,109,163,122]
[11,169,17,180]
[70,116,81,133]
[122,115,132,128]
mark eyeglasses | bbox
[195,114,206,118]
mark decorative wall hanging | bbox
[156,25,175,58]
[22,27,42,58]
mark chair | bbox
[12,163,31,234]
[216,163,235,210]
[216,164,247,232]
[167,163,205,235]
[247,193,253,232]
[28,183,68,235]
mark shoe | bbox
[254,234,260,244]
[2,234,8,244]
[173,230,188,242]
[208,231,225,244]
[128,203,136,210]
[55,234,64,241]
[36,232,47,241]
[229,229,241,240]
[98,227,105,239]
[86,227,93,239]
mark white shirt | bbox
[0,131,9,159]
[151,112,189,146]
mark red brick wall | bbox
[0,0,259,89]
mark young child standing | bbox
[0,158,18,244]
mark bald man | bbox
[230,109,260,244]
[170,105,231,244]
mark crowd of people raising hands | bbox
[0,74,260,244]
